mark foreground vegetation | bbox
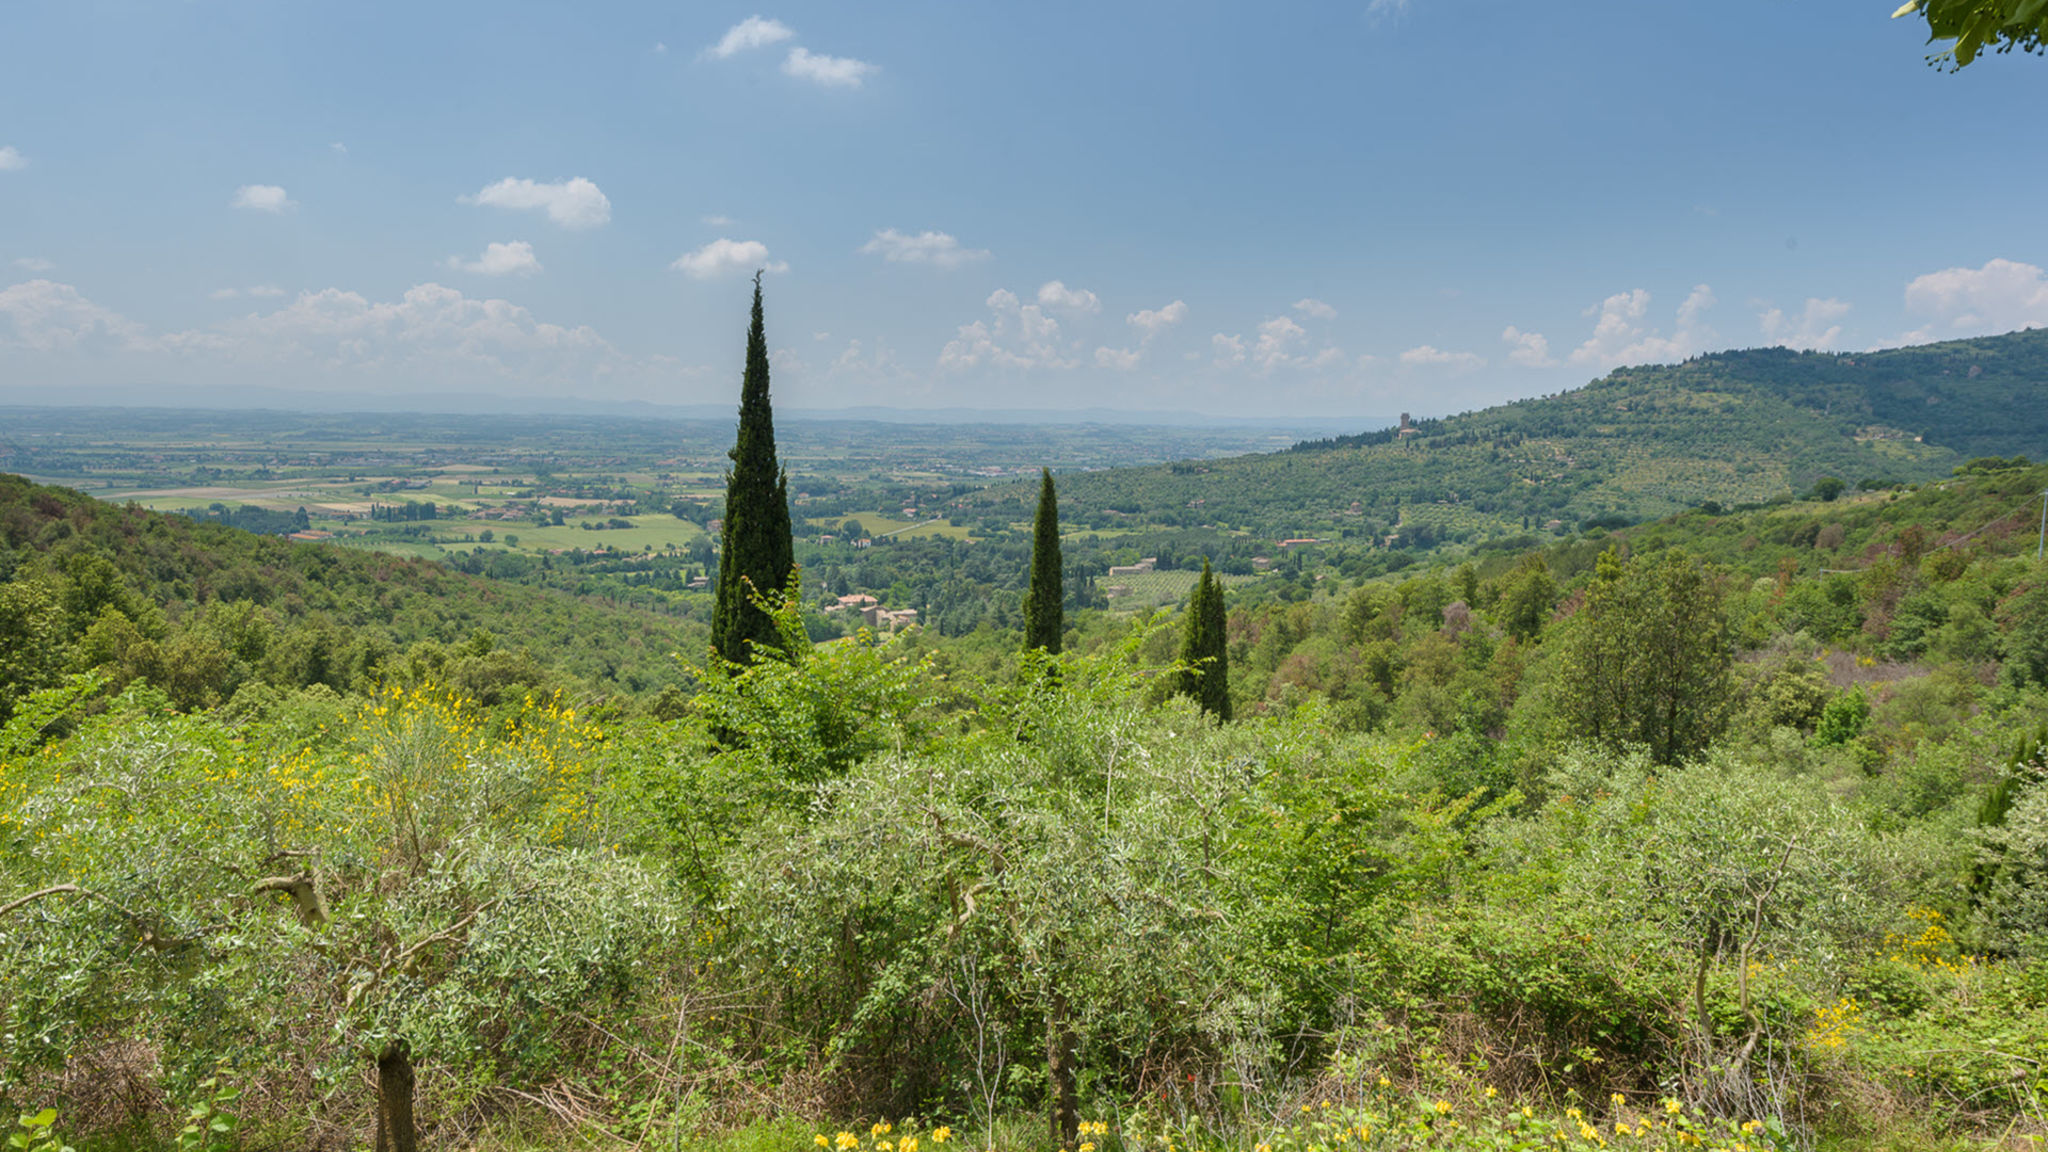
[5,519,2048,1148]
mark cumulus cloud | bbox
[1901,258,2048,338]
[0,280,146,352]
[1211,333,1247,368]
[1756,297,1850,351]
[1036,280,1100,313]
[1570,284,1716,368]
[671,238,785,279]
[329,142,348,155]
[232,184,295,213]
[12,257,54,273]
[1255,316,1307,370]
[1094,346,1141,371]
[1127,299,1187,340]
[859,229,989,268]
[448,240,543,277]
[939,287,1074,372]
[710,16,795,57]
[783,46,877,87]
[1292,298,1337,320]
[1400,344,1485,371]
[0,147,25,171]
[1501,325,1554,367]
[463,177,611,229]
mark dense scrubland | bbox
[6,438,2048,1151]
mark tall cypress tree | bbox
[711,273,795,665]
[1023,468,1063,654]
[1178,559,1230,720]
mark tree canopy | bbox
[1896,0,2048,68]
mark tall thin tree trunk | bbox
[375,1041,418,1152]
[1046,985,1078,1150]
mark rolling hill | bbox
[982,329,2048,547]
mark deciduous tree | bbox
[1895,0,2048,68]
[1553,549,1733,764]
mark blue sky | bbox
[2,0,2045,419]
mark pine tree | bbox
[711,273,795,665]
[1023,468,1063,654]
[1178,559,1230,720]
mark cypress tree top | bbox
[711,273,795,665]
[1023,467,1063,655]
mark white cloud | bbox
[1036,280,1100,313]
[1255,316,1307,370]
[448,240,543,277]
[0,280,145,352]
[1,279,671,395]
[710,16,794,58]
[329,142,348,155]
[1292,297,1337,320]
[703,214,734,227]
[1570,285,1716,368]
[12,257,54,273]
[782,46,877,88]
[232,184,296,213]
[1501,325,1554,367]
[1757,297,1850,351]
[463,177,611,229]
[249,284,286,298]
[1211,333,1246,367]
[671,238,785,279]
[1902,257,2048,336]
[1367,0,1409,18]
[1095,346,1141,371]
[1400,344,1485,371]
[0,147,25,171]
[210,288,240,301]
[653,42,668,54]
[859,228,990,268]
[1677,283,1716,328]
[938,287,1074,372]
[1127,299,1187,339]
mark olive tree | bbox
[0,686,682,1151]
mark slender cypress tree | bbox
[1023,468,1063,654]
[1178,560,1230,720]
[711,273,795,665]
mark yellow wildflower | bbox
[1665,1100,1682,1115]
[817,1137,830,1148]
[1485,1086,1497,1099]
[1433,1100,1451,1115]
[932,1129,952,1144]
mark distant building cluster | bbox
[826,593,917,632]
